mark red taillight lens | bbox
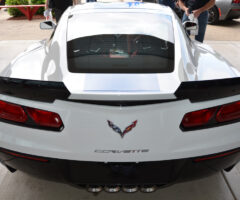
[181,107,217,128]
[232,0,240,3]
[26,107,63,129]
[0,99,63,131]
[181,101,240,131]
[0,100,27,123]
[216,101,240,123]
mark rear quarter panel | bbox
[216,0,232,20]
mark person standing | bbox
[179,0,215,43]
[45,0,78,23]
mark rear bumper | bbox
[226,9,240,19]
[226,3,240,20]
[0,148,240,186]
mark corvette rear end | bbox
[0,2,240,193]
[219,0,240,21]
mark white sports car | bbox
[0,2,240,193]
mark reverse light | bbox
[26,108,63,129]
[181,101,240,131]
[0,100,27,123]
[0,100,63,131]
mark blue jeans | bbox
[182,11,209,43]
[158,0,175,10]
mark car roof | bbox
[69,2,173,15]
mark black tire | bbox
[208,6,219,25]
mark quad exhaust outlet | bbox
[87,185,157,193]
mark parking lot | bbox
[0,6,240,200]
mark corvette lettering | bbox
[95,149,149,154]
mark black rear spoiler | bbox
[0,77,70,103]
[0,77,239,104]
[175,77,240,102]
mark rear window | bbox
[67,13,174,73]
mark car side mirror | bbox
[182,21,199,36]
[40,21,56,30]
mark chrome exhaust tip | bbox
[87,185,103,193]
[140,185,157,193]
[122,185,138,193]
[104,185,121,193]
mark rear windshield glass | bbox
[67,13,174,73]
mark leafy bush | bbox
[6,0,29,17]
[31,0,45,15]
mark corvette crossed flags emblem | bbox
[107,120,138,138]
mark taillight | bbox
[181,107,217,128]
[216,101,240,122]
[181,101,240,131]
[26,108,63,128]
[0,100,27,123]
[0,100,63,131]
[232,0,240,3]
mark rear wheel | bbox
[208,6,219,25]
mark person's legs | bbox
[182,11,208,43]
[195,11,208,43]
[48,0,54,9]
[182,13,189,23]
[54,9,63,23]
[182,13,191,35]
